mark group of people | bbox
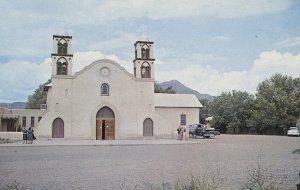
[22,127,36,144]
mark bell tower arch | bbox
[133,38,155,79]
[51,33,73,76]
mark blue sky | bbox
[0,0,299,102]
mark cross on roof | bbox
[141,24,146,36]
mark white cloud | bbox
[0,51,133,102]
[275,36,300,48]
[0,59,51,102]
[73,51,105,73]
[78,0,292,21]
[250,50,300,79]
[0,0,292,29]
[156,50,300,96]
[1,50,299,102]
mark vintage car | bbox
[188,124,220,138]
[287,127,300,137]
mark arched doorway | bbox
[52,118,64,138]
[143,118,153,136]
[96,106,115,140]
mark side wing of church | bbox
[35,33,202,140]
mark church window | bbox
[55,103,59,112]
[141,47,150,59]
[101,83,109,96]
[134,67,136,77]
[141,63,151,78]
[57,39,68,55]
[56,58,68,75]
[141,44,150,59]
[145,48,150,59]
[22,116,26,127]
[31,117,35,127]
[141,48,146,59]
[180,114,186,125]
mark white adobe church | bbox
[35,33,202,140]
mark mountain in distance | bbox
[0,102,27,109]
[159,80,215,101]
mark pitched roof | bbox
[154,93,203,108]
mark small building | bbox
[0,107,46,132]
[205,116,213,128]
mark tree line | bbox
[201,74,300,135]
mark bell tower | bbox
[133,37,155,79]
[51,33,73,76]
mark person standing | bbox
[179,127,184,140]
[32,128,36,140]
[22,127,27,144]
[177,126,183,140]
[201,127,206,138]
[27,127,33,144]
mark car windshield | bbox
[289,127,297,130]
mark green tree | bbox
[297,118,300,132]
[248,74,300,135]
[26,79,51,109]
[210,90,254,134]
[154,81,176,93]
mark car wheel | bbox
[209,133,215,139]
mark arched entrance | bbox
[143,118,153,136]
[52,118,64,138]
[96,106,115,140]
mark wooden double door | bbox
[96,119,115,140]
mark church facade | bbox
[35,33,202,140]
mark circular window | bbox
[100,67,110,77]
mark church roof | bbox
[154,93,203,108]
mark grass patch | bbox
[174,174,225,190]
[0,180,28,190]
[119,166,225,190]
[240,153,279,190]
[0,138,12,144]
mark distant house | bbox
[205,116,213,128]
[0,107,45,132]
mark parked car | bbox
[188,124,220,139]
[287,127,300,137]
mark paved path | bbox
[0,138,200,147]
[0,135,299,190]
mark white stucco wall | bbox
[154,107,200,137]
[0,132,22,141]
[36,59,159,140]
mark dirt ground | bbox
[0,135,299,190]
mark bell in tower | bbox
[133,36,155,79]
[51,31,73,76]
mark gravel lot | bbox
[0,135,299,190]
